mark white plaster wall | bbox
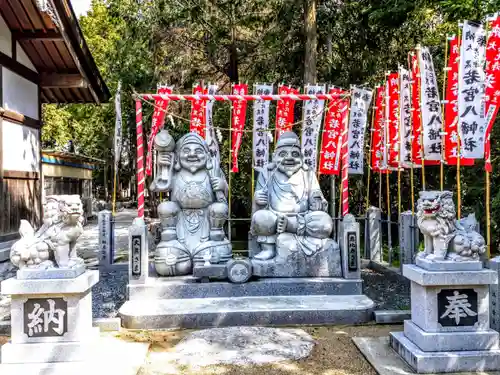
[0,15,11,57]
[2,120,40,172]
[2,68,39,120]
[16,42,37,72]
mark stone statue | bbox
[249,131,338,276]
[416,190,486,261]
[10,195,85,270]
[152,130,232,276]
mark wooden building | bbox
[0,0,110,254]
[42,150,103,221]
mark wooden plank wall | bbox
[0,174,40,241]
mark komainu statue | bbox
[10,195,85,270]
[152,130,232,276]
[416,190,486,261]
[249,131,340,277]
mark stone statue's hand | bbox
[211,177,223,191]
[159,152,172,166]
[277,215,288,234]
[309,197,323,211]
[255,190,268,206]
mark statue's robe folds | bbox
[251,167,333,257]
[168,169,229,254]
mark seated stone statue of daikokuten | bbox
[152,131,232,277]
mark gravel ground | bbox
[361,267,411,310]
[130,324,398,375]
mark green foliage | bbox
[40,0,500,248]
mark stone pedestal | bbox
[390,264,500,373]
[0,271,99,366]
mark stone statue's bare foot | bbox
[276,215,287,234]
[254,244,276,260]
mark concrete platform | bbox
[353,336,500,375]
[0,335,149,375]
[120,294,375,329]
[128,277,364,300]
[390,331,500,373]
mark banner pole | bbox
[112,165,118,215]
[135,98,145,220]
[365,89,377,211]
[408,52,416,214]
[485,20,492,259]
[378,171,382,210]
[440,35,449,191]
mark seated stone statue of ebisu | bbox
[152,130,232,277]
[249,131,341,277]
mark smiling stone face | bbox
[275,145,303,177]
[179,142,208,173]
[273,132,304,177]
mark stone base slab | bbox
[16,264,86,280]
[353,336,500,375]
[403,265,498,286]
[0,335,150,375]
[1,328,100,364]
[192,264,227,280]
[128,277,363,300]
[251,240,342,278]
[1,270,99,295]
[404,320,499,352]
[416,257,483,272]
[119,294,375,329]
[390,331,500,373]
[374,310,411,324]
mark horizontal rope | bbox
[134,93,351,102]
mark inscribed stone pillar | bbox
[128,217,149,284]
[340,214,361,279]
[367,206,382,263]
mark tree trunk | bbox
[303,0,317,84]
[228,26,239,82]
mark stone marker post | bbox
[367,207,382,264]
[98,210,113,267]
[489,257,500,332]
[399,211,419,272]
[129,217,149,284]
[340,214,361,279]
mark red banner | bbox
[231,84,249,173]
[387,73,400,167]
[190,84,207,138]
[146,86,172,176]
[275,85,297,140]
[445,36,474,166]
[484,16,500,172]
[372,86,385,172]
[318,88,349,175]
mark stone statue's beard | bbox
[180,159,205,173]
[278,163,302,177]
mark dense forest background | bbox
[41,0,500,251]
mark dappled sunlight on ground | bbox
[126,324,400,375]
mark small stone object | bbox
[227,259,252,284]
[157,327,315,368]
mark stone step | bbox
[128,277,363,300]
[119,294,375,329]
